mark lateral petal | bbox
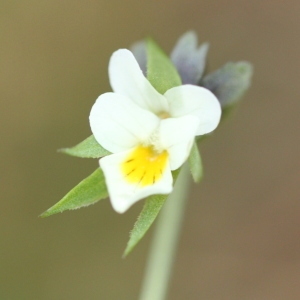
[89,93,159,154]
[100,150,173,213]
[164,85,221,136]
[108,49,169,114]
[159,116,200,170]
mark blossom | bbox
[89,49,221,213]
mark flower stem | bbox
[139,163,191,300]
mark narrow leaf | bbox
[201,61,253,107]
[123,169,180,257]
[146,38,181,94]
[40,168,108,217]
[188,141,203,182]
[59,135,111,158]
[123,194,168,257]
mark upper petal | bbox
[130,40,147,76]
[158,116,200,170]
[89,92,159,154]
[100,150,173,213]
[108,49,169,114]
[164,85,221,136]
[170,31,209,84]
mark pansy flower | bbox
[90,49,221,213]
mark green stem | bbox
[139,163,191,300]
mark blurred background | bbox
[1,0,300,299]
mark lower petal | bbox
[100,148,173,213]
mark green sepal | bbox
[146,38,182,94]
[40,168,108,218]
[123,169,181,257]
[188,141,203,182]
[59,135,111,158]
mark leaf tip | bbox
[57,148,69,154]
[57,147,78,158]
[39,201,69,218]
[122,244,133,258]
[39,209,53,218]
[122,250,129,259]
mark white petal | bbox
[89,93,159,153]
[164,85,221,135]
[158,116,200,170]
[109,49,169,114]
[100,151,173,213]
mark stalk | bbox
[139,163,190,300]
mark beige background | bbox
[1,1,300,299]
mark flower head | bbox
[90,49,221,213]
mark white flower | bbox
[90,49,221,213]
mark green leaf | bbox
[188,141,203,182]
[59,135,111,158]
[201,61,253,107]
[123,169,180,257]
[123,194,168,257]
[40,168,108,217]
[146,38,182,94]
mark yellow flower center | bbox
[121,145,169,186]
[158,111,170,119]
